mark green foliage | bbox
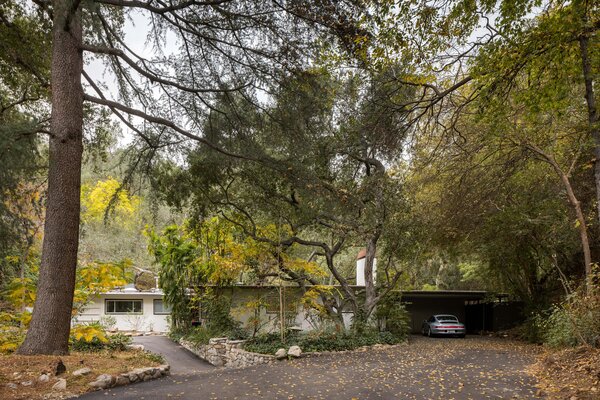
[70,322,133,352]
[542,285,600,348]
[243,328,404,355]
[374,292,411,337]
[200,291,246,339]
[0,312,26,353]
[143,351,165,364]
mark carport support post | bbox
[482,302,486,333]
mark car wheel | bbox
[427,327,432,337]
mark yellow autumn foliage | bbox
[71,324,109,343]
[81,178,140,226]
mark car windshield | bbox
[436,316,458,322]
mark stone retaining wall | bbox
[88,364,170,390]
[179,337,275,368]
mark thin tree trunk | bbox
[18,0,83,355]
[578,4,600,230]
[525,143,592,293]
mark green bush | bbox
[243,328,404,355]
[374,292,411,337]
[542,287,600,348]
[70,323,132,352]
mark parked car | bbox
[422,314,466,338]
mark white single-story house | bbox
[76,285,171,333]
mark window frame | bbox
[153,299,172,315]
[105,299,143,315]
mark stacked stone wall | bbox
[179,337,274,368]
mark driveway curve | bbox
[80,335,541,399]
[132,335,214,375]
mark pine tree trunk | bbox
[17,0,83,355]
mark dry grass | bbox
[0,350,162,400]
[531,346,600,399]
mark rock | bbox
[6,383,18,390]
[288,345,302,358]
[21,380,33,386]
[53,359,67,376]
[158,365,170,376]
[89,374,115,390]
[12,372,22,379]
[127,372,139,382]
[73,367,92,377]
[115,375,129,386]
[38,374,50,383]
[52,378,67,391]
[127,344,145,351]
[275,348,287,360]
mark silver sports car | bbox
[421,314,466,338]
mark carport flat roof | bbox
[197,285,489,299]
[400,290,488,300]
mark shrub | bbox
[243,328,404,355]
[542,286,600,348]
[70,323,132,352]
[374,292,411,337]
[0,311,27,353]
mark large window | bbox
[153,299,172,315]
[105,299,142,314]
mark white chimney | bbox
[356,249,377,286]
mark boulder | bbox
[73,367,92,377]
[115,375,129,386]
[52,378,67,391]
[275,348,287,360]
[89,374,115,390]
[38,374,50,383]
[127,371,139,382]
[21,380,33,387]
[126,344,145,351]
[6,383,18,390]
[288,345,302,358]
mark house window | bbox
[105,299,142,314]
[153,299,172,315]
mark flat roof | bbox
[197,285,490,298]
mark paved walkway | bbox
[80,335,542,399]
[132,336,214,375]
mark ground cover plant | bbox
[243,328,405,355]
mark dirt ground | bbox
[531,345,600,399]
[0,350,162,400]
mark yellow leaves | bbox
[81,178,140,226]
[74,260,130,305]
[3,277,36,309]
[71,324,108,343]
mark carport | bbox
[401,290,487,334]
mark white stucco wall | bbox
[77,292,170,333]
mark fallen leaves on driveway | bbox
[81,336,545,399]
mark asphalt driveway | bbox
[131,336,214,375]
[81,335,542,399]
